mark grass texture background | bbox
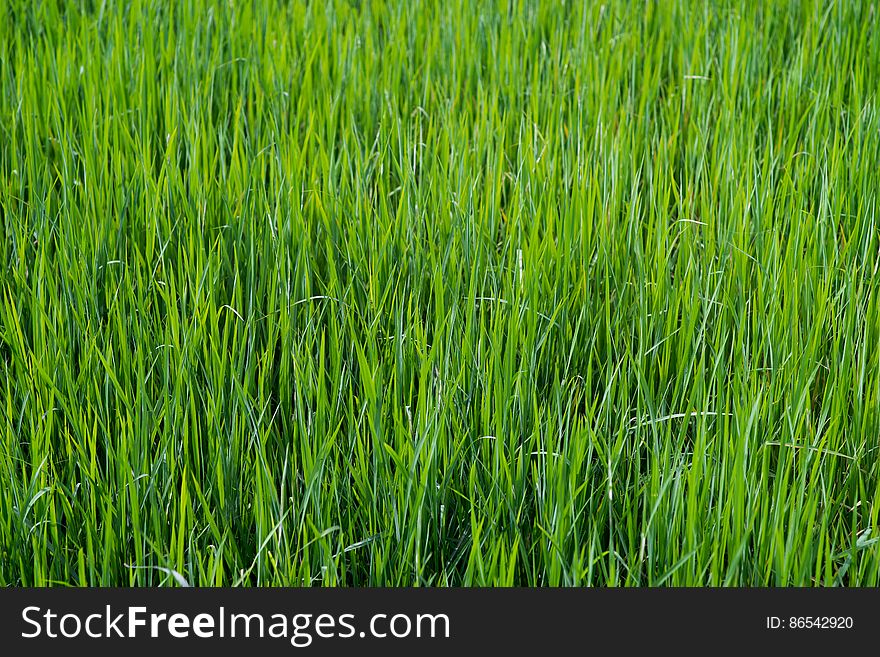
[1,0,880,585]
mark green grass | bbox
[1,0,879,587]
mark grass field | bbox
[2,0,880,586]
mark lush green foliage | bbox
[2,0,879,586]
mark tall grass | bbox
[1,0,879,586]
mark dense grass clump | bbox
[1,0,879,586]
